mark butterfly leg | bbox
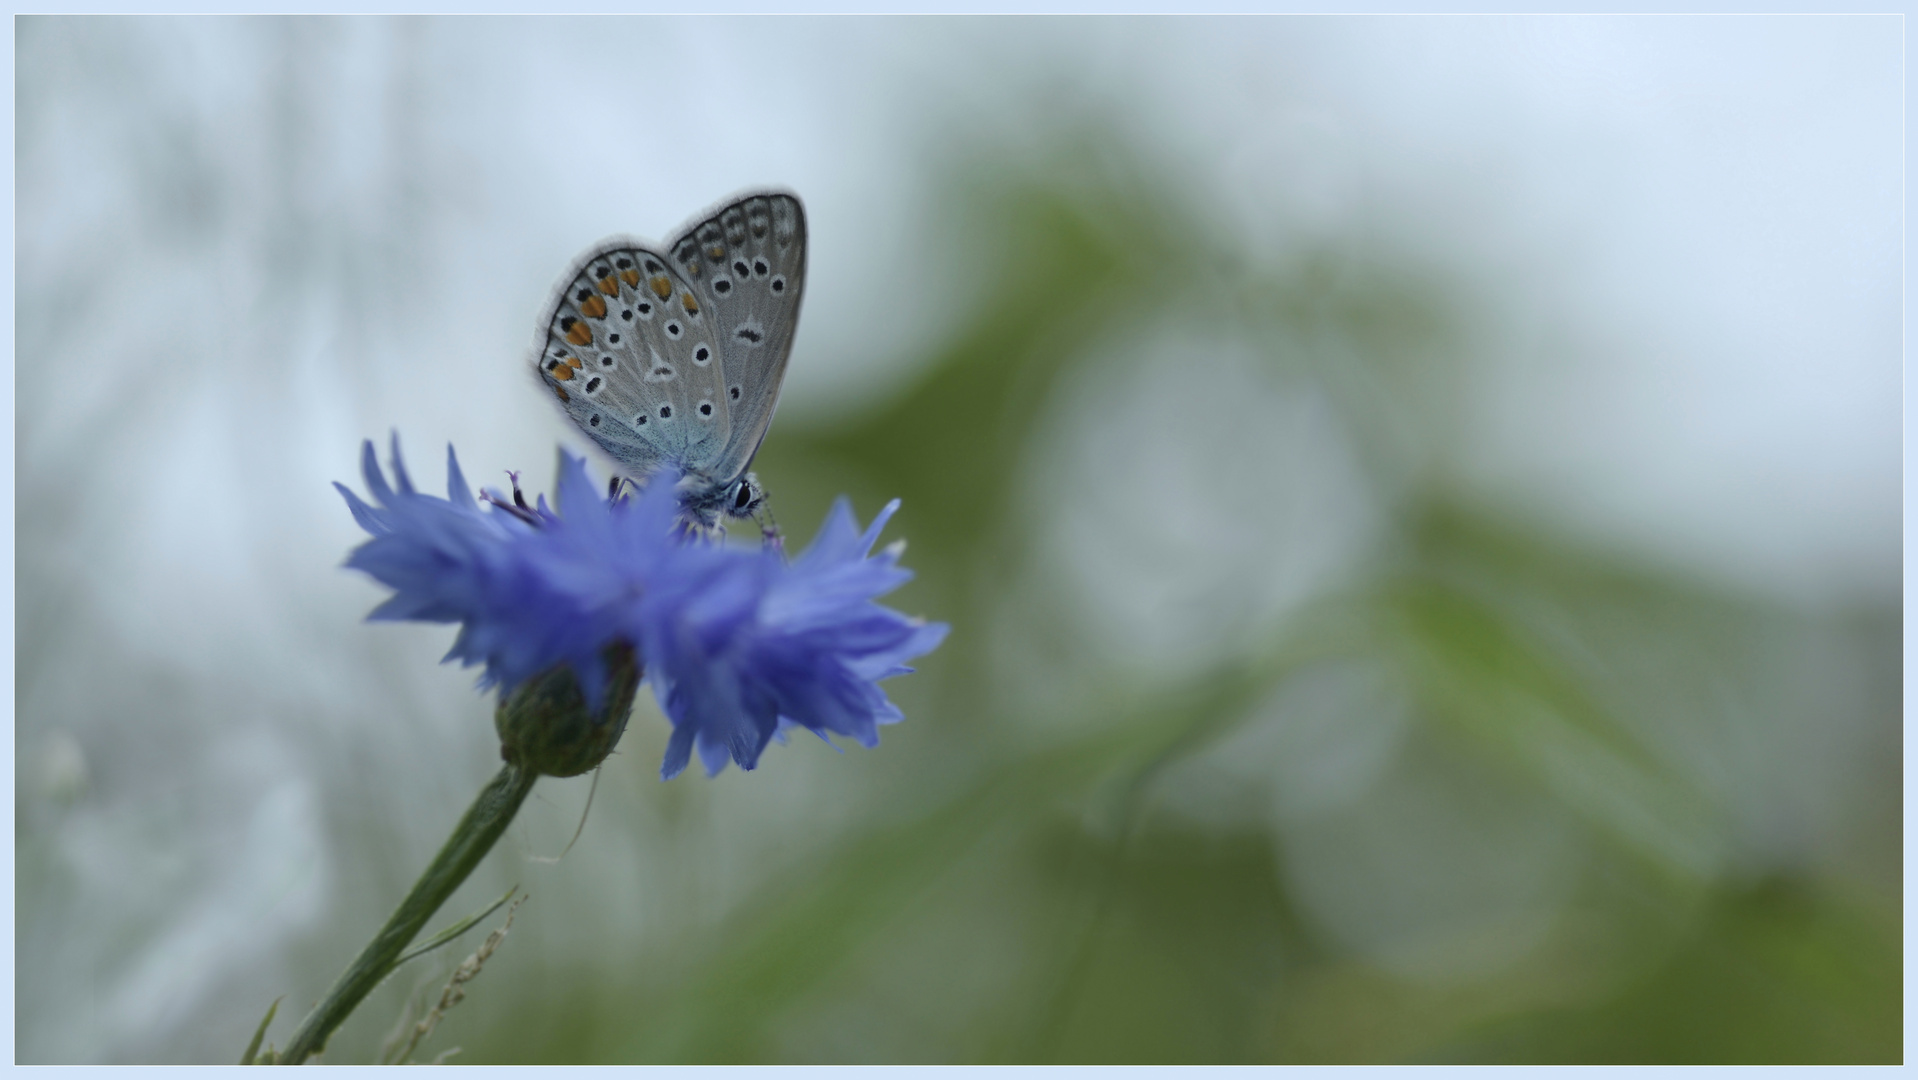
[755,505,783,552]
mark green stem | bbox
[278,763,538,1064]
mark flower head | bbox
[336,436,946,779]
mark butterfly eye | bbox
[733,482,754,511]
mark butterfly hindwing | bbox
[533,241,732,480]
[666,192,806,487]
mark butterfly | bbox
[532,191,805,529]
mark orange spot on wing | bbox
[649,276,672,299]
[553,364,576,381]
[554,385,570,402]
[597,276,619,297]
[706,242,725,260]
[579,295,608,319]
[565,322,593,347]
[681,293,699,315]
[620,269,640,288]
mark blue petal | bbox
[698,733,734,776]
[387,431,415,495]
[334,481,386,535]
[859,499,903,556]
[660,723,696,781]
[790,497,864,571]
[554,450,603,522]
[359,440,393,506]
[445,444,476,510]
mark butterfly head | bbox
[675,470,768,530]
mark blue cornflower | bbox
[335,436,947,779]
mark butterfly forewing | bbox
[666,192,806,487]
[534,242,732,478]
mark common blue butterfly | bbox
[533,191,805,528]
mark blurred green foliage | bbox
[427,134,1900,1064]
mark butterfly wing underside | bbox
[664,192,806,487]
[532,191,805,501]
[533,242,734,481]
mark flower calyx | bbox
[493,643,640,778]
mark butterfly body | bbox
[533,191,806,527]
